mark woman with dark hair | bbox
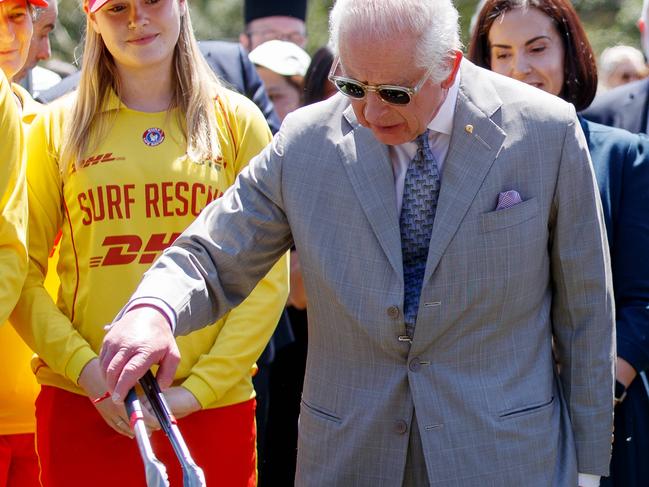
[469,0,597,111]
[303,46,336,106]
[469,2,649,486]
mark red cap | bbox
[85,0,109,13]
[0,0,49,6]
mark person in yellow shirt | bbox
[0,0,46,485]
[0,70,32,487]
[0,0,36,323]
[10,0,288,485]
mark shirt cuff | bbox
[120,297,177,333]
[578,473,600,487]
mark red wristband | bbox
[91,391,111,404]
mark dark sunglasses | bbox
[327,57,436,106]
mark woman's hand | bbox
[78,358,134,437]
[139,386,202,428]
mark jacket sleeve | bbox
[549,107,616,476]
[182,255,288,407]
[0,75,28,325]
[34,71,81,105]
[181,92,289,407]
[11,109,97,384]
[612,137,649,374]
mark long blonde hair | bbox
[61,2,221,172]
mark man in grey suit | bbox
[100,0,615,485]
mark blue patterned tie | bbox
[400,130,440,337]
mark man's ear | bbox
[638,17,646,35]
[441,50,463,89]
[239,32,250,51]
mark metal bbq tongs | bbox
[125,388,170,487]
[124,371,207,487]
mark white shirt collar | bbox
[427,68,461,136]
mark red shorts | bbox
[0,433,40,487]
[35,386,257,487]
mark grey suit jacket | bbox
[129,60,615,486]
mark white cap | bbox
[249,40,311,77]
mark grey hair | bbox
[328,0,462,83]
[29,5,40,20]
[600,45,647,77]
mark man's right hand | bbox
[99,306,181,404]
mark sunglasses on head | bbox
[328,57,436,106]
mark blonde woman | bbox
[11,0,288,485]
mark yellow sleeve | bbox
[11,107,97,383]
[182,92,290,407]
[0,74,28,325]
[182,256,289,407]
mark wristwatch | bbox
[614,380,627,404]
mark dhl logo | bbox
[89,232,181,267]
[79,153,125,169]
[196,154,227,170]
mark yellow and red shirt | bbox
[0,78,31,436]
[13,87,288,409]
[0,73,27,326]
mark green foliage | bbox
[50,0,646,70]
[52,0,84,68]
[573,0,643,55]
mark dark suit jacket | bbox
[36,40,281,134]
[580,117,649,486]
[582,78,649,135]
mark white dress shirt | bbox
[389,70,460,215]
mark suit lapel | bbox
[338,104,403,276]
[334,61,508,283]
[423,63,506,283]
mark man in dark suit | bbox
[36,41,281,134]
[582,0,649,134]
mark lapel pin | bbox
[464,124,474,134]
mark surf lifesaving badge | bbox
[142,127,165,147]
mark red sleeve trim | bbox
[63,201,81,323]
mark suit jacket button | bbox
[387,305,400,319]
[394,420,408,434]
[409,358,421,372]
